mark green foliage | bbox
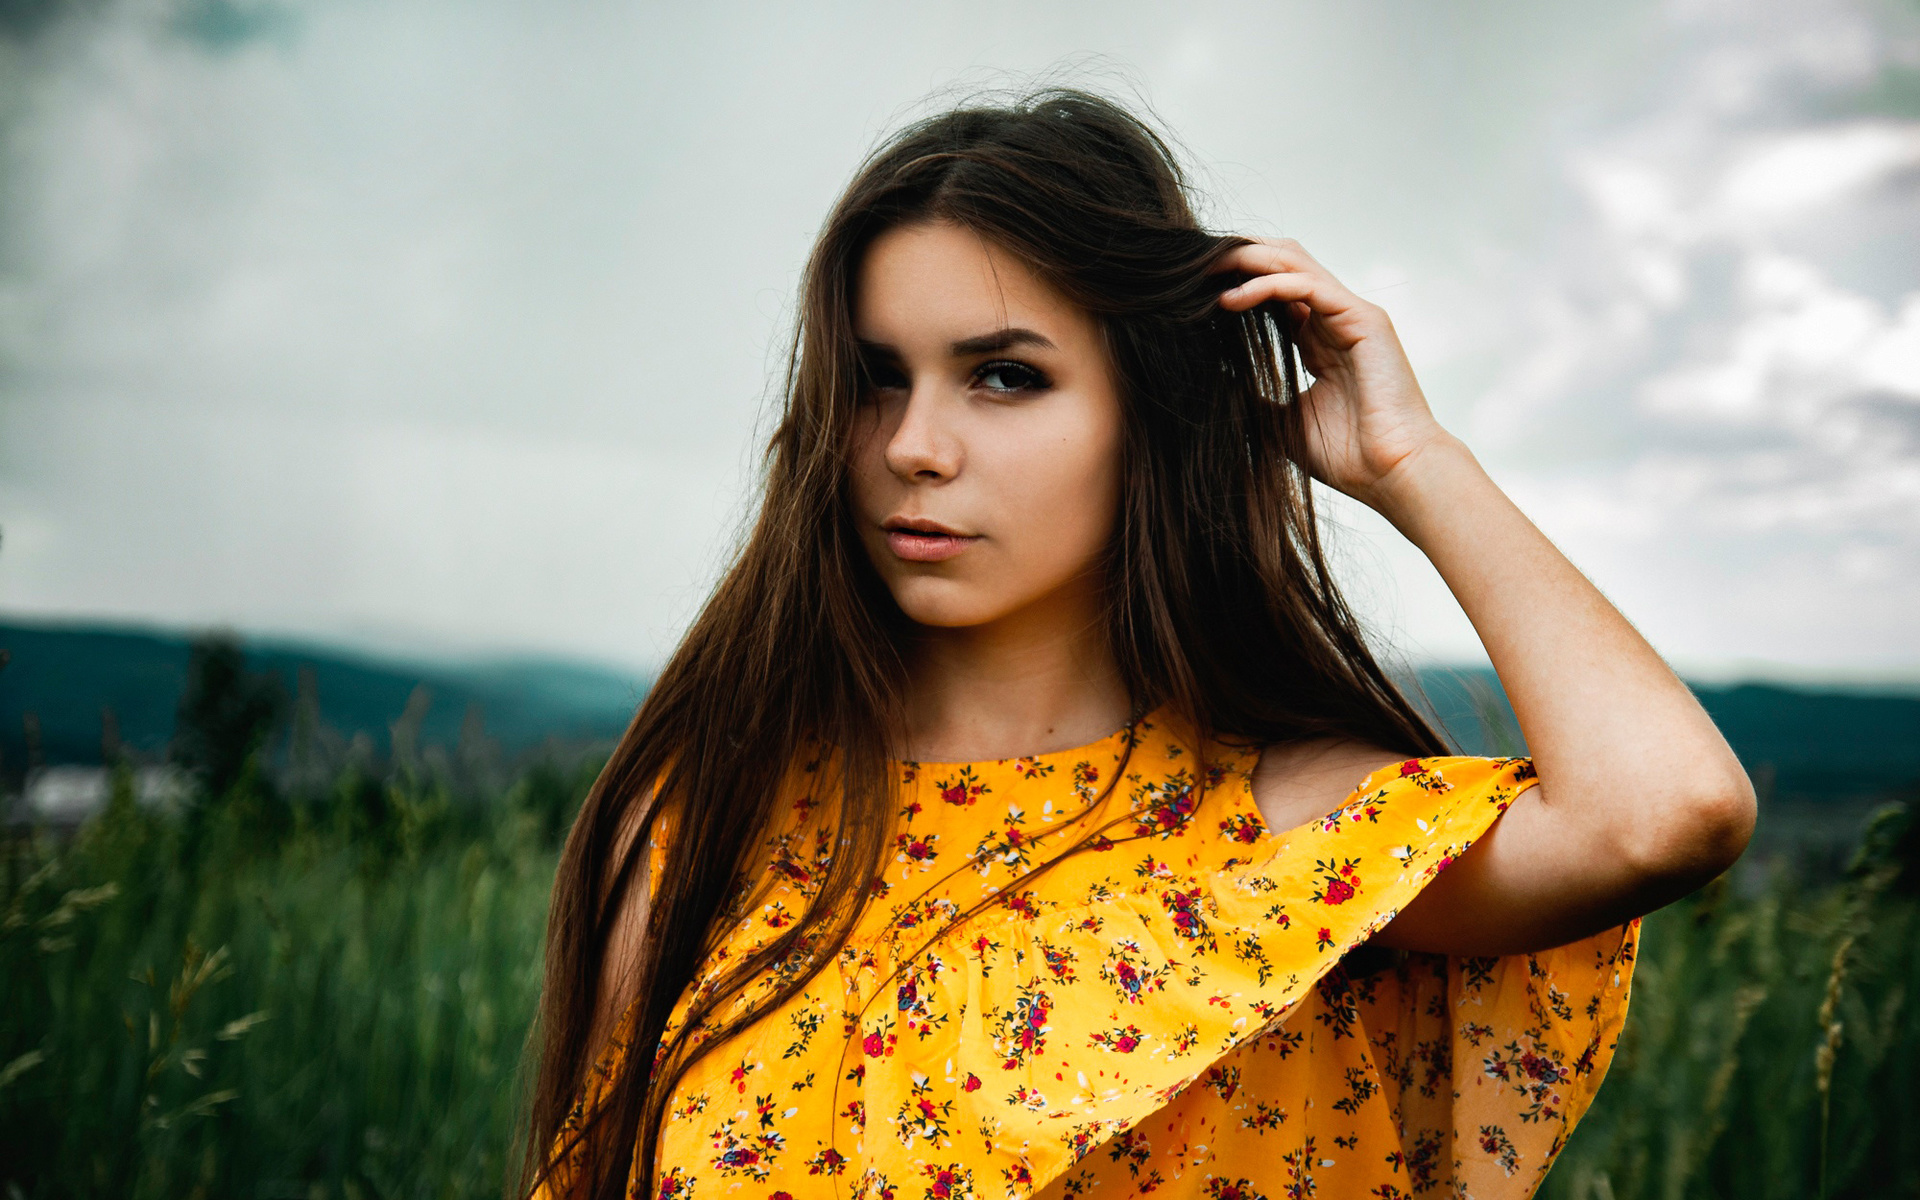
[172,633,287,799]
[1543,801,1920,1200]
[5,754,1918,1199]
[1,750,594,1200]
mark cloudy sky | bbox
[2,0,1917,680]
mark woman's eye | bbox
[861,362,910,393]
[974,360,1049,393]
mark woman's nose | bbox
[884,386,962,482]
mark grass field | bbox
[4,754,1917,1199]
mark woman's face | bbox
[849,220,1125,633]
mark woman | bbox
[524,89,1754,1200]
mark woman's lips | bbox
[885,528,978,562]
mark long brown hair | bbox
[520,87,1445,1200]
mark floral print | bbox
[582,714,1635,1200]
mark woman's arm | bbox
[1221,238,1756,956]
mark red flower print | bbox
[1310,856,1363,905]
[1014,755,1054,778]
[897,834,938,862]
[1099,939,1172,1004]
[991,982,1053,1068]
[655,1167,691,1199]
[1203,1064,1241,1102]
[1038,938,1079,981]
[962,1072,981,1091]
[807,1147,847,1176]
[1089,1023,1145,1052]
[1220,811,1266,844]
[935,766,988,806]
[1160,885,1212,940]
[1133,775,1199,837]
[1398,759,1453,793]
[921,1162,974,1199]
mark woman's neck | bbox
[898,583,1132,763]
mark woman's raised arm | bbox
[1220,238,1756,955]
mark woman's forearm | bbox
[1366,433,1755,881]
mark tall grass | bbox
[2,753,594,1200]
[5,758,1916,1199]
[1542,801,1920,1199]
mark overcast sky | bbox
[2,0,1918,681]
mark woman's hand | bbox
[1221,239,1755,958]
[1214,238,1454,514]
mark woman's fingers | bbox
[1217,269,1319,310]
[1215,239,1371,323]
[1220,273,1375,357]
[1215,238,1340,289]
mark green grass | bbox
[4,762,1917,1199]
[1542,803,1920,1200]
[1,757,594,1200]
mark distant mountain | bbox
[2,620,1915,804]
[1414,666,1920,804]
[0,620,647,777]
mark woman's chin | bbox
[887,582,1018,631]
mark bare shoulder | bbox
[1249,738,1407,837]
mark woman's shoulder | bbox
[1246,737,1406,835]
[1246,737,1531,838]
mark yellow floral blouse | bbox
[592,714,1637,1200]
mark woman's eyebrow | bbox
[951,327,1057,356]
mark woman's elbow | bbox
[1619,764,1758,888]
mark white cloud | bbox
[1453,0,1920,670]
[3,0,1918,676]
[1715,122,1920,224]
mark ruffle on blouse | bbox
[631,737,1634,1200]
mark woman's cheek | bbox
[1011,427,1115,584]
[1052,414,1123,571]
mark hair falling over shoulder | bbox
[518,87,1446,1200]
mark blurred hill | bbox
[3,619,1916,805]
[1416,667,1920,804]
[0,619,646,780]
